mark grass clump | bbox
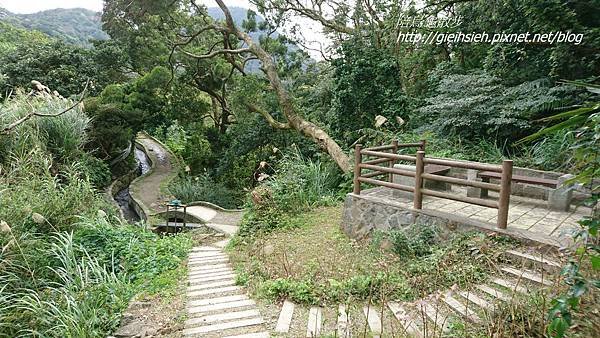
[239,148,343,236]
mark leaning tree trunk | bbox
[215,0,351,173]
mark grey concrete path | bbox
[130,133,176,215]
[184,202,258,336]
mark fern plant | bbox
[517,80,599,338]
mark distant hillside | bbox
[0,7,108,47]
[0,21,51,58]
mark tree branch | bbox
[180,47,251,60]
[245,102,290,129]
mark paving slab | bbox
[457,291,493,311]
[188,294,248,307]
[443,295,481,323]
[188,285,241,298]
[306,307,322,337]
[501,267,553,286]
[186,309,261,327]
[186,206,218,223]
[387,302,423,337]
[363,305,382,336]
[188,299,256,314]
[274,300,295,333]
[183,317,264,335]
[188,279,236,291]
[336,304,351,338]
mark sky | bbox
[0,0,328,59]
[0,0,256,13]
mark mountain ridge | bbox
[0,7,108,46]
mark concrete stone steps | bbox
[501,266,554,286]
[503,249,562,273]
[457,290,494,311]
[387,302,424,337]
[491,277,530,294]
[442,294,481,323]
[184,246,267,338]
[363,305,383,337]
[183,242,559,337]
[274,300,294,333]
[416,299,453,335]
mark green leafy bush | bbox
[239,149,342,235]
[168,175,243,208]
[387,225,436,258]
[416,69,575,141]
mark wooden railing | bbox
[353,141,513,229]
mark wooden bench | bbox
[472,171,572,211]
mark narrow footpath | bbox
[183,210,269,338]
[130,133,176,215]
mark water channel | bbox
[114,146,151,223]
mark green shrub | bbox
[239,148,342,235]
[387,224,436,258]
[75,152,112,188]
[168,175,242,208]
[261,278,318,304]
[73,216,192,285]
[267,149,341,212]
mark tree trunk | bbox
[248,37,351,172]
[215,0,351,172]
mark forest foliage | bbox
[0,0,598,336]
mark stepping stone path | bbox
[183,204,561,337]
[265,249,561,337]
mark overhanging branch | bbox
[245,102,290,129]
[180,47,251,60]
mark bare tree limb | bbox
[180,47,251,60]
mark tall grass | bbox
[0,93,90,164]
[265,147,341,211]
[239,148,343,235]
[0,232,131,337]
[0,93,193,336]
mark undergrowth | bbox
[168,174,243,209]
[230,206,517,305]
[0,93,193,336]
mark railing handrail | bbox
[353,141,513,230]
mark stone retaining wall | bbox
[342,189,564,249]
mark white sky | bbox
[0,0,328,59]
[0,0,256,13]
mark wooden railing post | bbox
[419,139,427,152]
[353,144,362,195]
[414,150,425,209]
[389,140,399,182]
[497,159,513,229]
